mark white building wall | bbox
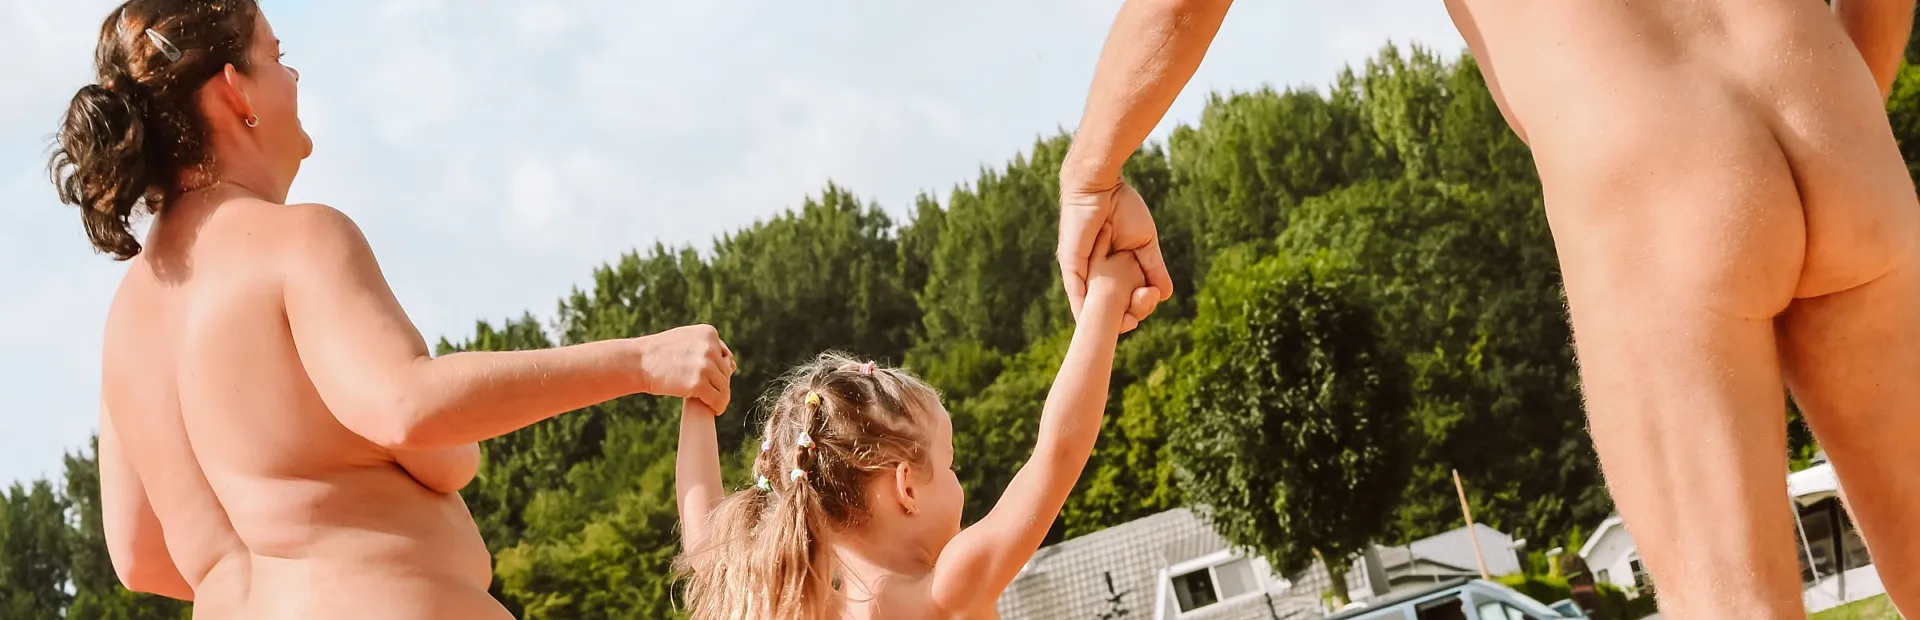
[1581,527,1642,595]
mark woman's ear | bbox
[892,462,918,516]
[214,63,255,125]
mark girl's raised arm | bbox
[928,234,1140,609]
[677,399,726,559]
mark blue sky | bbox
[0,1,1465,487]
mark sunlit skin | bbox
[1059,1,1920,618]
[95,10,735,619]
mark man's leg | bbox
[1566,283,1803,619]
[1538,103,1810,619]
[1779,260,1920,615]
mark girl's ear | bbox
[892,462,918,515]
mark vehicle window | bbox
[1475,601,1536,620]
[1416,596,1468,620]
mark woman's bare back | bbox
[101,194,509,619]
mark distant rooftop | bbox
[996,508,1318,620]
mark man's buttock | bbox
[1452,0,1920,307]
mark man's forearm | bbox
[1061,0,1234,188]
[1835,0,1915,98]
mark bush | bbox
[1494,575,1657,620]
[1497,574,1571,609]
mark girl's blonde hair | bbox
[676,351,943,620]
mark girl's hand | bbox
[1085,226,1147,319]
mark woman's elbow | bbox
[336,390,439,451]
[322,358,444,450]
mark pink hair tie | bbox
[859,361,876,376]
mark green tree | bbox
[1278,179,1600,543]
[61,440,193,620]
[1161,85,1391,286]
[1347,43,1451,180]
[1169,255,1414,606]
[0,480,73,616]
[1886,62,1920,183]
[916,136,1076,362]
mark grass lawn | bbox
[1811,596,1903,620]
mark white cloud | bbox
[0,0,1464,485]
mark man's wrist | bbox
[620,336,654,395]
[1060,145,1126,194]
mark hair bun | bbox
[49,0,264,261]
[50,84,151,260]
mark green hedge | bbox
[1810,595,1903,620]
[1495,574,1658,619]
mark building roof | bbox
[1399,524,1514,572]
[1789,462,1839,506]
[1578,514,1625,560]
[995,508,1328,619]
[1373,545,1475,575]
[997,508,1301,619]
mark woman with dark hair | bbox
[48,2,736,617]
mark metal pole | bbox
[1830,501,1847,603]
[1453,469,1492,580]
[1790,475,1824,610]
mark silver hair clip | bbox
[146,28,182,62]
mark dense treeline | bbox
[9,38,1915,617]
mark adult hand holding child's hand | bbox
[635,324,736,414]
[1085,225,1148,322]
[1058,179,1172,333]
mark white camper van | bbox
[1324,578,1583,620]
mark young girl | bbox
[675,230,1145,619]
